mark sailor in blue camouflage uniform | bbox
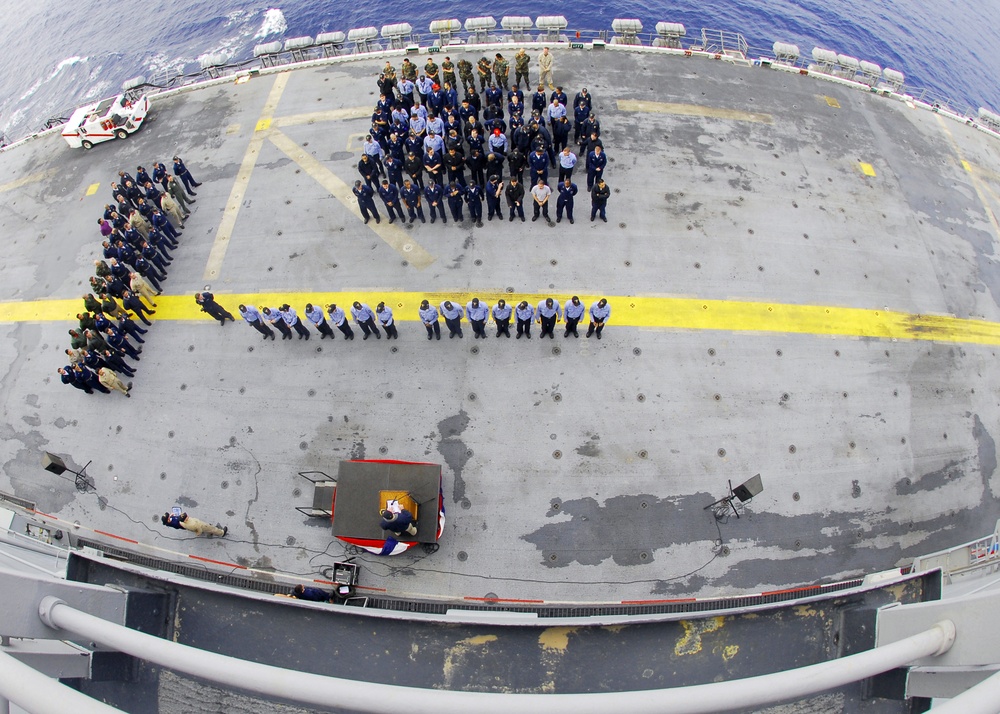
[491,299,512,338]
[376,302,398,339]
[352,180,381,224]
[400,179,426,224]
[536,297,561,339]
[424,179,447,224]
[439,300,464,338]
[327,304,354,340]
[465,298,488,339]
[305,303,335,339]
[515,301,535,339]
[587,298,611,339]
[172,156,201,195]
[239,304,274,340]
[556,178,578,224]
[563,296,585,337]
[351,301,381,340]
[486,175,503,221]
[446,182,465,222]
[377,180,405,224]
[418,300,441,340]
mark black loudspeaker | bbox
[732,473,763,502]
[42,452,68,475]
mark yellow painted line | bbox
[859,162,876,177]
[823,95,841,108]
[962,159,972,172]
[8,293,1000,347]
[85,183,100,196]
[267,130,435,269]
[617,99,773,124]
[0,168,59,194]
[269,107,372,128]
[935,114,1000,243]
[255,118,271,132]
[203,72,290,281]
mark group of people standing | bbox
[357,48,611,229]
[58,158,202,397]
[234,296,613,342]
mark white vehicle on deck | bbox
[61,93,149,149]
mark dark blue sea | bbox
[2,0,999,142]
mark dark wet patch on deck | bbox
[437,409,471,503]
[575,435,601,457]
[524,493,719,567]
[895,460,965,495]
[973,414,997,482]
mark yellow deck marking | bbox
[961,159,972,172]
[823,95,841,108]
[254,118,271,131]
[617,99,773,124]
[203,72,290,281]
[267,130,435,269]
[85,183,100,196]
[225,123,241,135]
[0,168,59,194]
[8,292,1000,347]
[859,162,876,177]
[935,114,1000,243]
[269,107,371,128]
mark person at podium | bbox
[380,508,418,537]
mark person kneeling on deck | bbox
[380,508,417,537]
[291,584,332,602]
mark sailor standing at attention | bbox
[563,296,585,337]
[538,47,554,89]
[440,300,464,339]
[515,301,535,339]
[466,298,488,339]
[327,304,354,340]
[536,298,561,339]
[352,180,381,224]
[239,304,274,340]
[376,302,398,340]
[556,178,578,224]
[172,156,202,195]
[305,303,335,339]
[351,301,382,340]
[491,299,512,338]
[587,298,611,339]
[418,300,441,340]
[280,304,311,340]
[263,307,292,340]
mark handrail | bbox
[10,15,993,146]
[36,596,956,714]
[928,668,1000,714]
[909,518,1000,582]
[0,649,119,714]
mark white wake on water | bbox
[254,8,288,39]
[18,56,90,102]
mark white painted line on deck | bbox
[267,130,435,269]
[202,73,290,281]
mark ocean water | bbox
[2,0,999,142]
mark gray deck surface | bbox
[0,45,997,613]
